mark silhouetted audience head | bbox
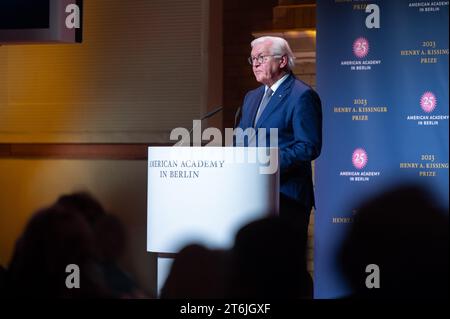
[228,216,312,299]
[7,205,110,298]
[160,244,229,299]
[338,185,449,299]
[93,213,147,298]
[55,191,106,227]
[94,214,126,263]
[0,265,6,297]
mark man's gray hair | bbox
[251,36,296,70]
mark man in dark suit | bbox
[236,36,322,243]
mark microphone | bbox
[175,106,223,146]
[200,106,223,121]
[234,106,242,129]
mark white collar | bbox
[265,73,290,94]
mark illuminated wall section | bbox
[0,0,207,143]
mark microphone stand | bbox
[175,106,223,146]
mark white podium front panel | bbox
[147,147,279,253]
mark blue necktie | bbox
[254,88,273,126]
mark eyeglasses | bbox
[247,55,282,65]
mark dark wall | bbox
[222,0,279,129]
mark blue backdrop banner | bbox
[315,0,449,298]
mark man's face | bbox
[250,40,286,87]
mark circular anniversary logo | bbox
[420,91,437,113]
[352,148,368,170]
[353,37,369,59]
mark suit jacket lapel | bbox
[248,86,265,128]
[255,74,295,129]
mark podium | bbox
[146,146,279,294]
